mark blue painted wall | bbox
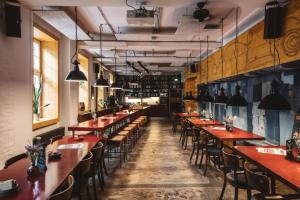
[199,69,300,145]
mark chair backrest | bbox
[4,153,27,168]
[91,142,103,168]
[222,149,240,173]
[49,175,74,200]
[78,152,93,179]
[244,162,270,195]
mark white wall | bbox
[0,5,83,167]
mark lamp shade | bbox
[215,87,228,104]
[183,92,192,101]
[227,85,247,107]
[202,87,214,103]
[65,60,87,82]
[94,72,109,87]
[110,81,123,90]
[258,80,291,110]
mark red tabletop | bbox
[188,118,223,127]
[201,126,265,142]
[68,110,137,133]
[176,112,200,118]
[0,135,101,200]
[234,146,300,193]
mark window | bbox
[33,27,59,130]
[78,54,89,112]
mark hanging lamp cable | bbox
[71,6,78,62]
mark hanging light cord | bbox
[71,7,78,62]
[206,35,209,84]
[99,24,103,75]
[233,7,239,76]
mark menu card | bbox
[256,147,286,155]
[57,143,84,150]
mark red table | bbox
[201,126,265,146]
[234,146,300,193]
[176,112,200,118]
[0,135,101,200]
[68,110,138,135]
[188,118,223,127]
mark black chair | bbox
[244,162,300,200]
[219,148,250,200]
[202,133,222,176]
[4,153,27,168]
[49,175,74,200]
[171,112,180,134]
[179,119,193,149]
[74,152,93,200]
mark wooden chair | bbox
[4,153,27,168]
[49,175,74,200]
[181,119,194,149]
[219,149,250,200]
[244,162,300,200]
[75,152,93,200]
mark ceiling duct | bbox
[127,7,155,26]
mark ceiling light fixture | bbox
[227,8,247,107]
[94,24,109,88]
[123,50,133,92]
[215,18,228,104]
[258,39,291,110]
[65,7,87,82]
[202,35,214,103]
[183,56,195,101]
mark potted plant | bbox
[33,77,42,121]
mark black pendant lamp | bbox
[258,40,291,110]
[65,7,87,82]
[183,56,195,101]
[123,51,133,92]
[215,18,228,104]
[227,8,247,107]
[110,48,123,90]
[202,36,214,103]
[196,25,204,102]
[94,24,109,88]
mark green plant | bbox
[33,77,42,114]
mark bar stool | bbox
[127,123,139,145]
[121,126,136,150]
[118,130,131,160]
[108,134,126,167]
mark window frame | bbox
[32,25,60,130]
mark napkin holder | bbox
[0,179,19,197]
[225,121,233,132]
[285,139,295,161]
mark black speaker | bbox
[5,1,21,38]
[190,63,197,73]
[93,63,100,74]
[264,1,285,39]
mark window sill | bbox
[33,118,59,130]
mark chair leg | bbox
[92,173,98,200]
[103,159,108,176]
[190,141,196,161]
[198,149,204,169]
[219,175,227,200]
[184,135,188,149]
[246,189,251,200]
[194,144,200,166]
[234,187,238,200]
[203,152,209,176]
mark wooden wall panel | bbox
[185,0,300,86]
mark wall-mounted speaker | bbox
[264,1,285,39]
[5,1,21,38]
[93,63,100,74]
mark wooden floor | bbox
[81,118,293,200]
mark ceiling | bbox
[21,0,267,75]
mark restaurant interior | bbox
[0,0,300,199]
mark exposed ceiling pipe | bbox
[79,39,220,43]
[93,55,201,58]
[126,61,141,73]
[97,6,117,39]
[137,61,150,73]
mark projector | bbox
[127,8,155,25]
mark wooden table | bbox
[234,146,300,193]
[0,135,101,200]
[188,118,223,127]
[176,112,200,118]
[201,126,265,146]
[68,110,138,135]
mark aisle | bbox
[101,118,241,200]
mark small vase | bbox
[33,113,40,122]
[27,164,40,177]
